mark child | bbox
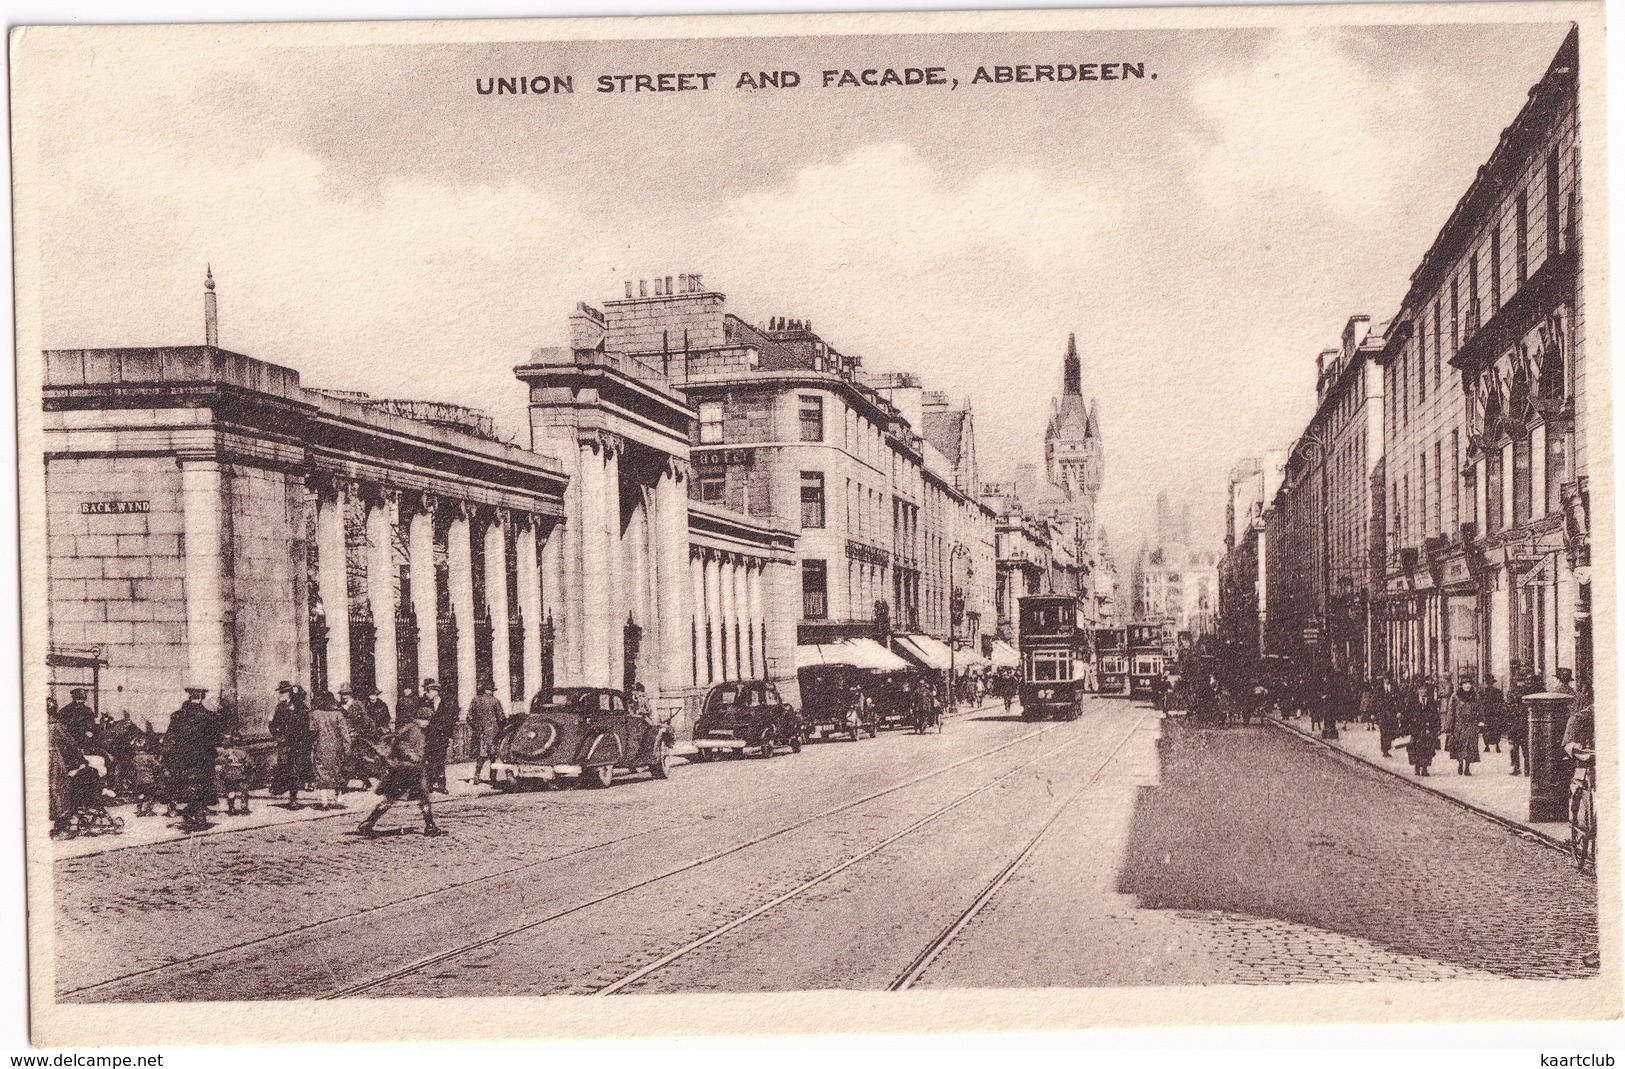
[217,734,252,815]
[129,736,162,817]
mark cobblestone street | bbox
[54,699,1596,1002]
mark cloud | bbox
[1185,29,1434,226]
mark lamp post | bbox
[948,541,969,711]
[1293,429,1336,739]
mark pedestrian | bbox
[309,690,354,809]
[216,732,252,815]
[58,687,97,747]
[1562,681,1595,826]
[1506,663,1533,776]
[1444,676,1483,776]
[269,681,314,809]
[129,734,162,817]
[1404,679,1440,777]
[1376,677,1401,757]
[163,685,223,832]
[49,701,89,837]
[357,702,443,838]
[466,679,506,783]
[422,679,457,794]
[363,686,393,735]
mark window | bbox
[1433,440,1443,535]
[1516,190,1529,284]
[1026,650,1072,683]
[1491,224,1503,312]
[1463,463,1478,526]
[800,471,825,529]
[1468,253,1480,335]
[1418,331,1427,404]
[1450,430,1461,531]
[1449,279,1459,355]
[698,401,724,444]
[1485,450,1503,535]
[1547,152,1562,257]
[802,560,828,620]
[1546,429,1567,515]
[799,395,824,442]
[698,472,725,504]
[1432,301,1442,388]
[1512,432,1532,524]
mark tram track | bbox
[324,717,1066,999]
[585,710,1150,996]
[63,710,1071,1003]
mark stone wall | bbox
[46,455,189,729]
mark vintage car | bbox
[797,666,880,742]
[489,687,675,790]
[691,681,806,760]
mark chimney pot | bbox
[624,280,634,298]
[640,280,648,297]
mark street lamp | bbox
[1292,429,1337,740]
[948,541,970,711]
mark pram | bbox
[61,755,125,837]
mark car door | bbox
[608,692,646,765]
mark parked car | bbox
[489,687,674,790]
[798,667,879,742]
[691,681,805,760]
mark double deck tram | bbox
[1017,595,1089,721]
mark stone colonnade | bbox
[306,475,555,719]
[688,546,769,689]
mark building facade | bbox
[1377,28,1587,692]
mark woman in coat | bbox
[269,682,314,808]
[309,690,354,809]
[1444,678,1483,776]
[49,705,88,835]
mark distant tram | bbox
[1017,595,1089,721]
[1094,627,1130,697]
[1127,622,1175,699]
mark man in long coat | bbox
[1404,679,1441,776]
[309,691,354,809]
[1480,674,1506,755]
[466,680,506,784]
[269,681,314,808]
[358,703,443,838]
[163,685,222,831]
[1376,677,1402,757]
[423,679,457,793]
[1444,677,1483,776]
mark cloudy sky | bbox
[19,17,1575,554]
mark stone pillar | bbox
[1531,423,1548,519]
[704,551,723,685]
[516,518,543,705]
[1474,457,1488,530]
[576,437,622,688]
[541,520,565,684]
[732,559,750,680]
[447,505,476,713]
[366,490,399,713]
[317,480,352,694]
[625,494,649,689]
[719,555,739,681]
[408,497,438,689]
[656,462,693,700]
[690,550,706,687]
[179,457,229,699]
[485,511,511,703]
[1500,442,1515,525]
[604,442,626,691]
[555,450,584,686]
[748,561,764,679]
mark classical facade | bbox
[1218,452,1285,658]
[1132,495,1217,638]
[560,277,998,666]
[42,278,799,740]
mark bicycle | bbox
[1570,749,1595,873]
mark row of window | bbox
[697,394,826,445]
[1390,423,1568,551]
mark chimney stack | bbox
[204,265,219,347]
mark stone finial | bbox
[204,265,220,347]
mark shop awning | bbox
[989,640,1020,669]
[796,638,911,672]
[892,634,954,671]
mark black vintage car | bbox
[798,666,879,742]
[691,682,805,760]
[489,687,674,790]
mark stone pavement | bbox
[1271,711,1569,844]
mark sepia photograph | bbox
[7,1,1617,1048]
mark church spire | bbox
[1063,332,1081,396]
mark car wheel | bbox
[759,733,776,758]
[789,732,803,754]
[650,744,670,780]
[586,764,614,789]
